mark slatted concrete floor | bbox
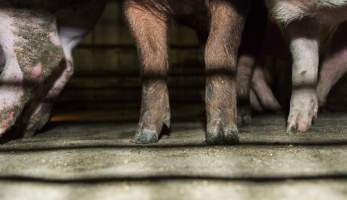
[1,114,347,200]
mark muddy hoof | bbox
[134,129,159,144]
[206,127,239,145]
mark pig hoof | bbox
[23,112,51,138]
[206,126,239,145]
[286,89,318,133]
[134,129,159,144]
[224,128,239,143]
[237,106,252,126]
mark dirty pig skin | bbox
[123,0,250,144]
[265,0,347,133]
[0,0,106,139]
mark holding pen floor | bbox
[1,114,347,200]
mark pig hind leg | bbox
[205,0,248,144]
[317,22,347,107]
[125,2,170,144]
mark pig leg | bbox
[317,23,347,106]
[237,55,254,125]
[250,89,264,112]
[20,38,74,137]
[285,18,319,133]
[125,1,170,144]
[0,10,64,137]
[21,0,106,137]
[237,0,267,125]
[205,0,248,144]
[251,66,281,111]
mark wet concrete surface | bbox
[1,114,347,199]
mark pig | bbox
[264,0,347,133]
[0,0,106,139]
[123,0,250,144]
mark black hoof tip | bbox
[134,129,159,144]
[205,128,239,145]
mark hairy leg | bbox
[205,0,248,144]
[125,0,170,144]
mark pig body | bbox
[19,0,107,137]
[0,0,106,138]
[265,0,347,133]
[124,0,250,144]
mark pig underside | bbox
[0,0,105,139]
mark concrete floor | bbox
[1,114,347,199]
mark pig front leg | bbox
[21,28,77,137]
[285,19,319,133]
[317,23,347,107]
[21,59,73,137]
[0,10,64,137]
[125,1,170,144]
[205,0,248,144]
